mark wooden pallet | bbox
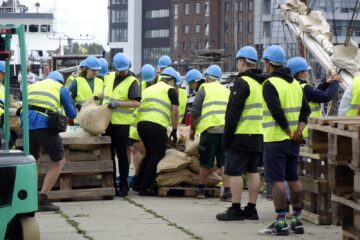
[17,136,115,201]
[158,186,220,197]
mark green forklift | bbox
[0,25,40,240]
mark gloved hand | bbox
[169,128,178,143]
[93,96,100,101]
[292,130,304,144]
[68,119,75,126]
[107,102,118,109]
[76,104,82,111]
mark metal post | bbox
[17,25,29,156]
[3,34,11,150]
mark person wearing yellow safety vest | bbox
[174,71,187,123]
[129,64,156,189]
[189,65,230,200]
[155,55,172,83]
[287,57,341,138]
[258,45,310,236]
[0,61,5,146]
[65,60,86,88]
[216,46,268,221]
[97,58,109,81]
[103,53,141,197]
[69,56,104,110]
[339,76,360,116]
[140,64,157,91]
[134,67,180,196]
[24,71,77,212]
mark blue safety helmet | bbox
[0,61,5,73]
[263,45,286,65]
[236,46,258,63]
[160,67,178,81]
[48,71,64,84]
[175,71,182,86]
[185,69,203,84]
[79,60,86,68]
[98,58,109,77]
[286,57,311,76]
[158,55,172,68]
[83,56,101,70]
[205,65,222,79]
[141,64,156,83]
[113,53,130,71]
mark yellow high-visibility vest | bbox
[178,88,187,122]
[75,77,104,105]
[262,77,303,143]
[300,82,321,137]
[103,72,139,125]
[234,76,263,135]
[347,76,360,116]
[196,82,230,134]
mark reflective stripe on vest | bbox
[347,76,360,116]
[103,72,139,125]
[75,77,104,105]
[196,81,230,134]
[262,77,303,142]
[178,88,187,122]
[28,79,62,114]
[137,81,173,128]
[235,76,263,135]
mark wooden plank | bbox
[310,116,360,126]
[336,121,360,130]
[158,186,220,198]
[60,176,72,190]
[300,148,326,160]
[300,176,328,194]
[38,160,113,175]
[331,194,360,212]
[301,209,331,225]
[47,187,115,201]
[101,172,113,188]
[348,124,360,132]
[67,150,100,162]
[343,227,360,240]
[62,136,111,145]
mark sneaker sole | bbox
[216,216,245,221]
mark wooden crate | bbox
[158,186,220,198]
[17,136,115,201]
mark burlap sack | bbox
[184,136,199,157]
[157,149,193,173]
[189,157,200,173]
[9,116,21,132]
[186,172,222,186]
[60,125,93,138]
[156,169,193,186]
[77,99,112,135]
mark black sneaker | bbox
[243,206,259,220]
[220,188,232,202]
[38,193,60,212]
[197,188,205,199]
[290,221,305,234]
[131,176,139,191]
[216,207,245,221]
[139,189,158,196]
[118,181,129,197]
[258,222,289,236]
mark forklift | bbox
[0,25,40,240]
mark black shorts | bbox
[29,129,64,162]
[224,150,260,176]
[263,140,300,183]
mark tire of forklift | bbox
[20,217,40,240]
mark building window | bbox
[249,0,253,11]
[263,21,271,37]
[225,2,230,13]
[184,25,189,34]
[248,21,253,33]
[174,5,178,19]
[111,28,128,42]
[204,40,209,49]
[190,42,194,50]
[205,24,209,36]
[183,42,186,51]
[195,2,201,14]
[40,25,50,32]
[205,1,209,16]
[111,0,127,4]
[184,3,190,15]
[112,10,128,23]
[263,0,271,14]
[224,22,229,33]
[29,24,39,32]
[195,24,200,33]
[143,47,170,66]
[239,1,243,12]
[144,29,169,38]
[173,25,178,50]
[237,21,243,33]
[145,9,169,19]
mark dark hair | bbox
[264,59,282,69]
[237,57,256,67]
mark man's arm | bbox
[189,89,205,140]
[297,94,310,132]
[60,87,77,119]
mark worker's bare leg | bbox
[247,172,260,204]
[272,181,287,211]
[230,176,243,203]
[40,159,65,194]
[288,180,304,228]
[199,167,210,185]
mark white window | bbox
[174,5,178,19]
[145,9,169,19]
[195,24,200,33]
[249,0,253,11]
[205,1,209,16]
[185,3,190,15]
[174,25,178,50]
[144,29,169,38]
[195,2,201,14]
[184,25,189,34]
[205,24,209,35]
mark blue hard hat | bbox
[263,45,286,65]
[141,64,156,83]
[160,67,178,81]
[185,69,203,84]
[79,60,86,68]
[83,56,101,70]
[236,46,258,62]
[287,57,311,76]
[175,71,182,86]
[205,65,222,79]
[0,61,5,73]
[158,55,172,68]
[48,71,64,84]
[113,53,130,71]
[98,58,109,77]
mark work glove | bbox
[292,130,304,144]
[76,104,82,111]
[107,102,118,110]
[68,119,75,126]
[93,96,100,101]
[169,128,178,144]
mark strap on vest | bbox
[29,105,54,114]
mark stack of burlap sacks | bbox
[156,127,222,187]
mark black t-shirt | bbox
[168,88,179,106]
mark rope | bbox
[345,0,360,45]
